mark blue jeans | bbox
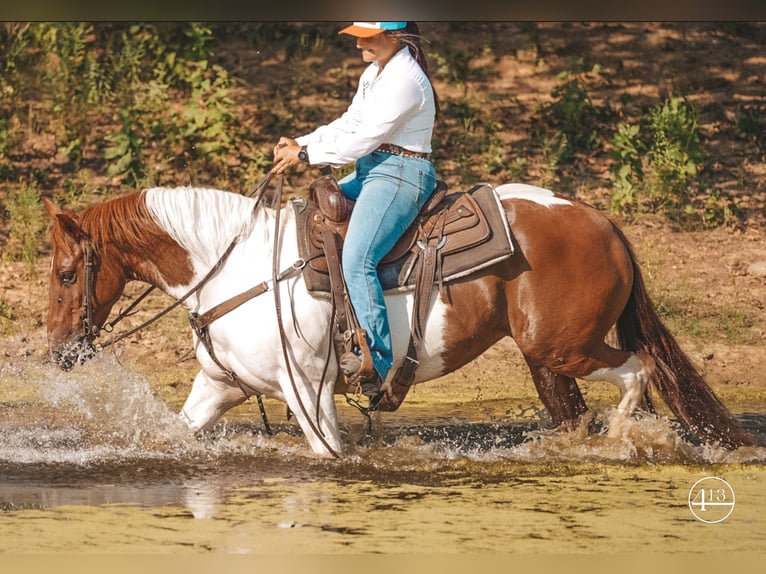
[339,151,437,381]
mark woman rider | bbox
[272,21,439,401]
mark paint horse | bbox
[44,183,756,456]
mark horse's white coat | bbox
[581,353,654,415]
[495,183,573,208]
[142,186,452,455]
[386,288,449,383]
[144,187,342,455]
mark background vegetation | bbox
[0,22,764,259]
[0,21,763,377]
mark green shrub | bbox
[608,96,715,226]
[646,96,705,210]
[2,180,46,273]
[608,123,646,216]
[104,108,146,187]
[538,72,601,163]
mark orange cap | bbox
[338,22,407,38]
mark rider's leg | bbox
[339,151,436,394]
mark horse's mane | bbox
[142,186,266,261]
[144,187,255,253]
[76,186,277,266]
[79,191,159,250]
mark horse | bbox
[43,182,757,457]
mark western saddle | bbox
[293,175,513,412]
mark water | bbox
[1,355,765,554]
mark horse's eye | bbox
[59,270,76,284]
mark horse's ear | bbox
[43,196,62,219]
[43,198,86,243]
[55,213,88,243]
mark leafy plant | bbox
[538,132,568,187]
[539,72,601,163]
[645,96,705,210]
[736,105,765,151]
[481,133,506,175]
[507,156,527,180]
[607,96,715,226]
[608,122,646,216]
[431,49,491,94]
[181,61,236,160]
[104,108,146,187]
[2,180,46,273]
[701,188,740,228]
[182,23,215,61]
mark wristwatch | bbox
[298,145,309,163]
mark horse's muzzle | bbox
[50,338,98,371]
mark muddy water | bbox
[1,355,765,554]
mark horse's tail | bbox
[612,224,757,449]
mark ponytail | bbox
[393,22,441,119]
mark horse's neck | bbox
[139,188,296,299]
[143,187,262,265]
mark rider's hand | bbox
[272,138,301,174]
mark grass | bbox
[648,275,758,347]
[2,180,46,274]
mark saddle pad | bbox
[294,183,514,296]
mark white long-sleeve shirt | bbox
[295,47,435,167]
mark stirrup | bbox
[358,370,382,398]
[346,368,382,398]
[339,351,362,376]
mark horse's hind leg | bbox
[578,347,655,416]
[524,356,588,430]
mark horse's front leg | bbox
[278,369,344,458]
[180,370,247,432]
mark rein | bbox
[81,173,340,455]
[83,174,276,433]
[269,175,341,459]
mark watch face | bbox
[298,147,308,162]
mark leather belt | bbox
[376,143,431,160]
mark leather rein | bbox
[79,174,339,456]
[90,174,273,351]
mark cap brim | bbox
[338,24,387,38]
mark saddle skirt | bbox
[293,177,514,296]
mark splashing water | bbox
[0,354,278,465]
[505,408,766,465]
[1,353,764,552]
[367,407,766,467]
[1,354,764,468]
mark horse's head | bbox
[44,197,126,369]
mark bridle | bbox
[80,237,99,348]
